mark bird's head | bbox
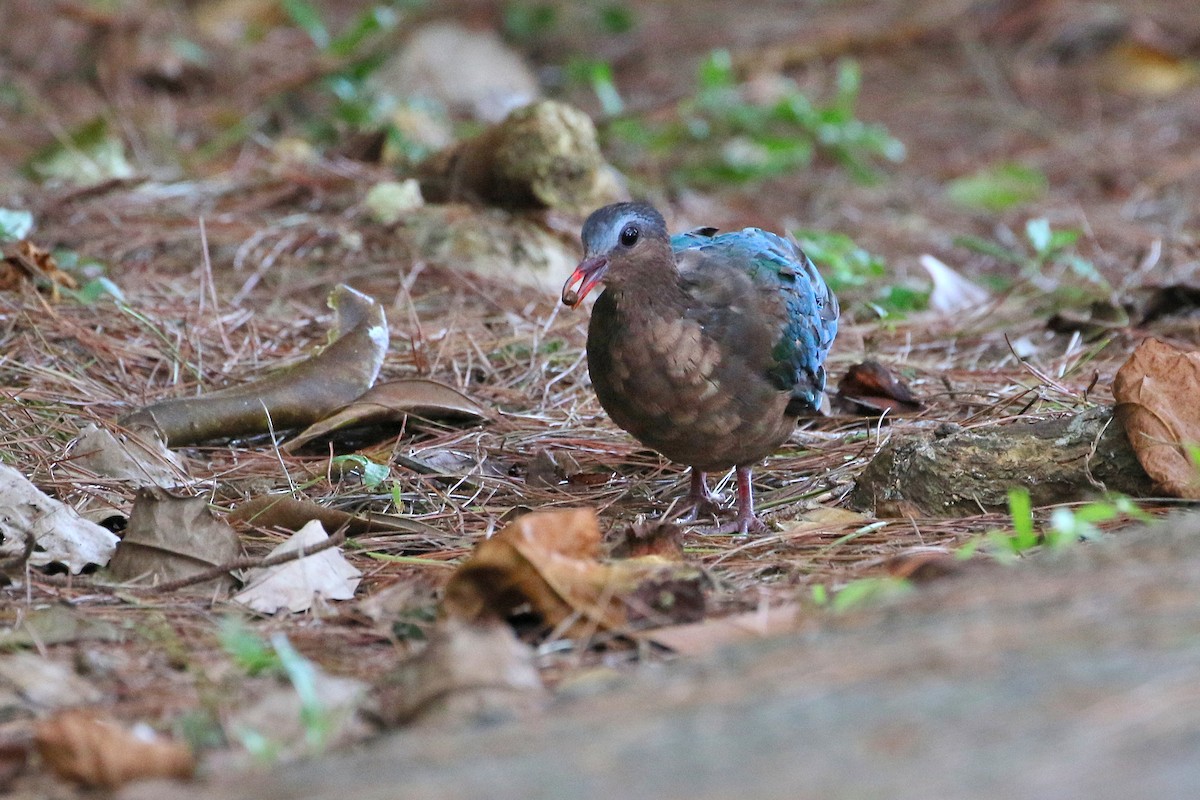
[561,202,669,308]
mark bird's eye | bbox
[619,225,639,247]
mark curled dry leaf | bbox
[0,464,118,573]
[107,489,241,593]
[608,519,686,560]
[229,494,442,539]
[120,284,388,446]
[233,520,362,614]
[1098,41,1199,97]
[834,361,924,416]
[1113,338,1200,499]
[442,508,704,636]
[34,710,194,789]
[639,603,802,657]
[0,239,77,296]
[62,423,187,489]
[284,378,487,452]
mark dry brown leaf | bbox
[1099,41,1199,97]
[229,494,443,538]
[834,361,924,416]
[284,378,487,452]
[1113,338,1200,499]
[880,548,966,582]
[34,710,194,789]
[442,509,703,636]
[608,519,686,560]
[120,284,387,446]
[0,240,77,296]
[780,507,874,537]
[639,603,802,657]
[62,423,187,489]
[107,489,241,592]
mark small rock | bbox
[375,22,541,122]
[365,179,425,225]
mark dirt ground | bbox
[2,0,1200,795]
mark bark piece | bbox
[848,406,1154,517]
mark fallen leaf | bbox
[370,616,546,728]
[121,284,388,446]
[442,508,704,635]
[28,117,134,185]
[834,361,924,416]
[62,424,187,488]
[608,519,686,560]
[1099,41,1199,97]
[284,378,486,452]
[107,489,241,593]
[779,507,875,537]
[34,711,194,789]
[919,254,990,315]
[1113,338,1200,499]
[233,520,362,614]
[0,464,119,574]
[0,239,77,296]
[639,603,801,657]
[880,548,965,582]
[524,448,582,488]
[229,494,442,538]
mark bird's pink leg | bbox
[731,466,767,534]
[689,467,767,534]
[680,469,723,521]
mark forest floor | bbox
[1,0,1199,795]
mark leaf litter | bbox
[3,0,1200,792]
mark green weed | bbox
[970,488,1153,561]
[945,162,1047,212]
[812,576,913,612]
[218,619,334,759]
[331,454,391,489]
[955,217,1106,291]
[607,51,903,188]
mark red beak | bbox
[561,255,609,308]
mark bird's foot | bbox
[694,511,767,536]
[678,469,725,522]
[691,466,766,535]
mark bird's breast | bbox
[585,294,793,470]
